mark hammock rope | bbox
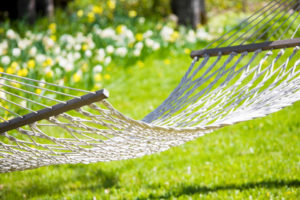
[1,0,300,172]
[210,0,294,47]
[205,0,284,48]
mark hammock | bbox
[1,0,300,173]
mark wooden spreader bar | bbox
[190,38,300,58]
[0,89,109,134]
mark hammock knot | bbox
[193,56,200,62]
[230,51,238,56]
[216,51,223,57]
[266,51,273,56]
[254,49,262,54]
[241,51,248,56]
[203,53,210,58]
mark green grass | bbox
[1,51,300,199]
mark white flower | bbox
[25,31,32,38]
[43,37,55,48]
[133,48,141,56]
[93,65,103,73]
[75,33,84,43]
[152,42,160,50]
[95,83,102,89]
[104,56,111,65]
[187,30,196,43]
[106,45,115,54]
[74,52,81,60]
[29,46,37,56]
[6,29,17,39]
[39,79,46,87]
[67,53,75,61]
[66,43,72,50]
[12,48,21,57]
[61,50,67,56]
[88,40,95,49]
[143,30,153,38]
[55,68,63,76]
[22,62,28,68]
[20,100,26,108]
[75,44,81,51]
[44,67,52,74]
[94,27,102,36]
[65,62,74,72]
[0,91,6,99]
[58,57,68,67]
[60,34,75,46]
[96,48,105,62]
[135,42,143,50]
[160,26,174,42]
[18,39,31,50]
[0,40,8,50]
[124,29,135,43]
[35,33,43,41]
[36,54,46,63]
[138,17,145,24]
[101,28,116,39]
[58,79,64,86]
[196,28,212,40]
[145,39,160,51]
[54,47,61,55]
[1,56,11,65]
[145,38,154,48]
[85,50,92,57]
[115,47,128,57]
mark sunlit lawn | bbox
[0,50,300,199]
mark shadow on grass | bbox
[1,165,119,199]
[145,179,300,199]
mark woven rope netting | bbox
[1,0,300,172]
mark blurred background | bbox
[0,0,270,119]
[0,0,266,93]
[0,0,264,25]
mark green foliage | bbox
[206,0,264,12]
[68,0,266,19]
[254,14,300,42]
[69,0,170,18]
[2,0,250,120]
[0,1,299,199]
[1,51,300,199]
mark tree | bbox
[293,0,300,11]
[18,0,54,23]
[171,0,207,28]
[0,0,69,24]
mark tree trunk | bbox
[242,0,247,12]
[46,0,54,18]
[171,0,207,28]
[17,0,54,23]
[36,0,54,18]
[17,0,36,24]
[199,0,207,25]
[293,0,300,11]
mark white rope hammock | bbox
[1,0,300,172]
